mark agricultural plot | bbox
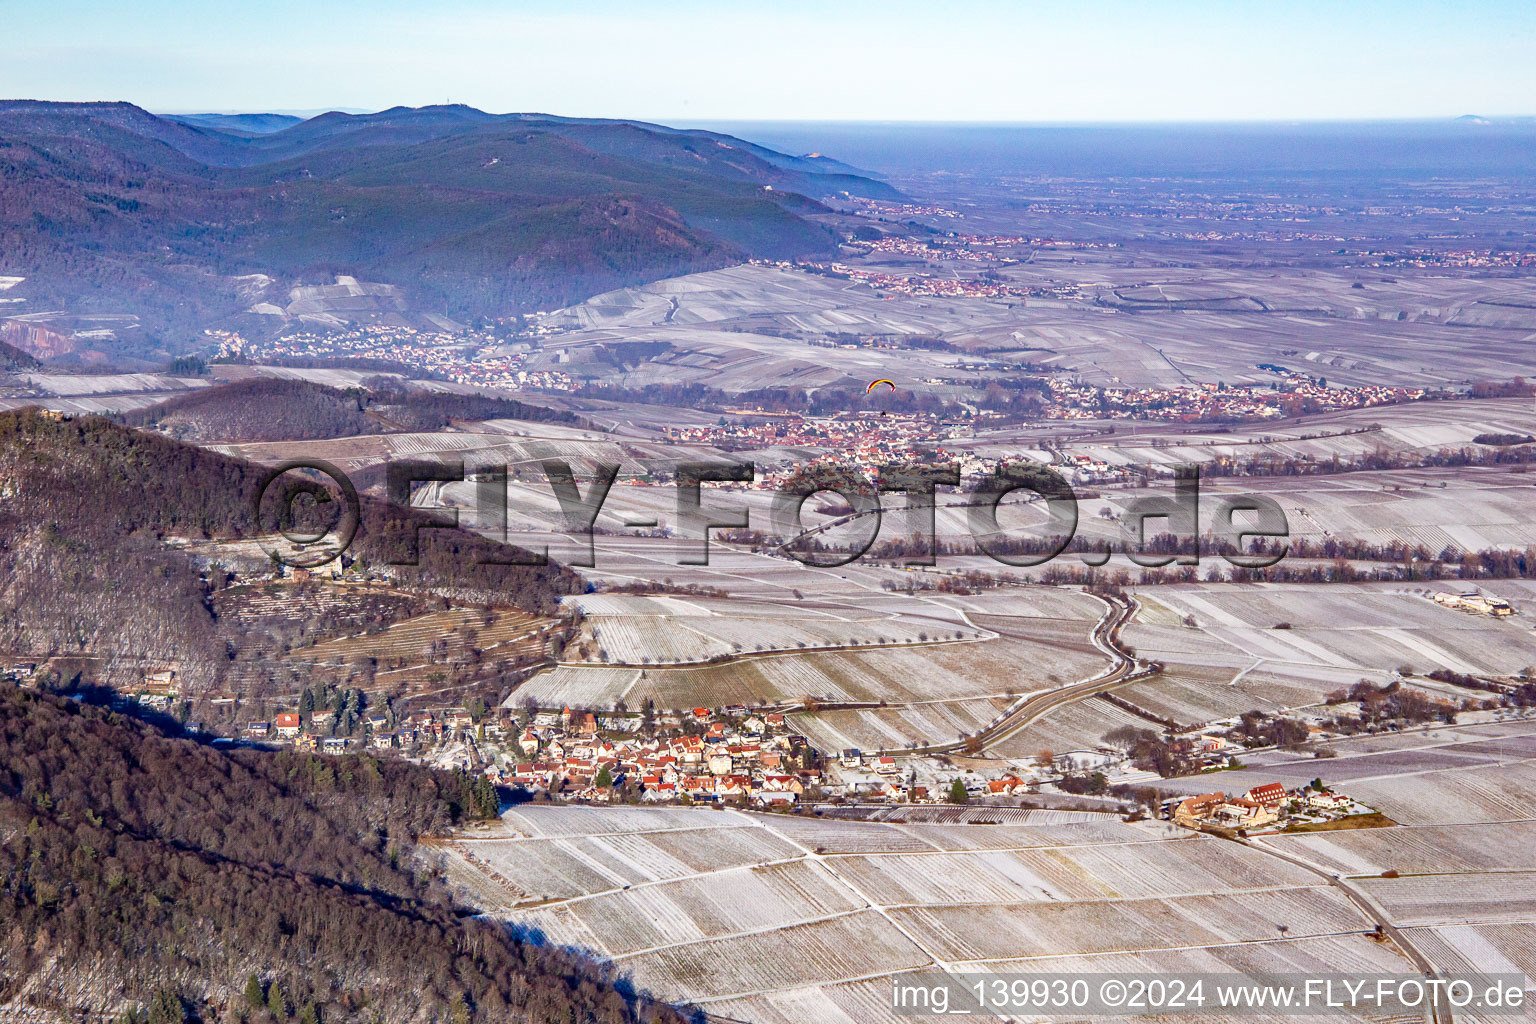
[509,860,866,958]
[891,886,1364,963]
[0,392,196,415]
[572,593,988,665]
[930,587,1107,621]
[541,264,989,393]
[837,807,1115,829]
[830,834,1319,906]
[210,426,632,479]
[1399,924,1536,990]
[517,630,1101,713]
[506,665,642,707]
[1346,759,1536,826]
[1271,821,1536,877]
[20,371,208,396]
[1056,396,1536,469]
[500,803,750,838]
[453,826,805,901]
[1355,873,1536,928]
[984,696,1157,761]
[787,697,1011,753]
[752,813,1153,855]
[1128,583,1536,678]
[546,258,1536,394]
[1112,662,1361,726]
[705,934,1420,1024]
[614,911,935,997]
[1199,466,1536,553]
[438,804,1419,1021]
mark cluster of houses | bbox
[1062,452,1134,486]
[1044,375,1426,423]
[243,704,486,756]
[225,320,575,393]
[665,413,961,484]
[787,258,1058,301]
[496,706,820,806]
[856,232,1113,266]
[1433,590,1514,617]
[1169,781,1359,831]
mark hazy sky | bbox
[5,0,1533,122]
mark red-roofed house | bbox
[987,775,1022,795]
[1244,783,1287,807]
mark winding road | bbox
[891,591,1154,756]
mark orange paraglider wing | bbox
[866,379,896,393]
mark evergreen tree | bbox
[595,764,613,788]
[948,778,969,805]
[472,775,500,817]
[244,974,266,1011]
[267,981,288,1018]
[146,989,184,1024]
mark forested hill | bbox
[0,409,581,692]
[119,377,583,443]
[0,686,690,1023]
[0,101,895,359]
[0,340,40,372]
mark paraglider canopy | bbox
[866,379,896,393]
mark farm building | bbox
[1434,591,1513,616]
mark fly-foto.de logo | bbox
[253,457,1288,570]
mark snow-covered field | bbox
[435,804,1431,1023]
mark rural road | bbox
[892,591,1154,757]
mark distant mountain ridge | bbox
[169,103,881,177]
[166,111,305,134]
[0,100,896,361]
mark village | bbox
[211,322,576,392]
[1042,374,1428,422]
[126,675,1397,833]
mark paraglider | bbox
[866,379,896,393]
